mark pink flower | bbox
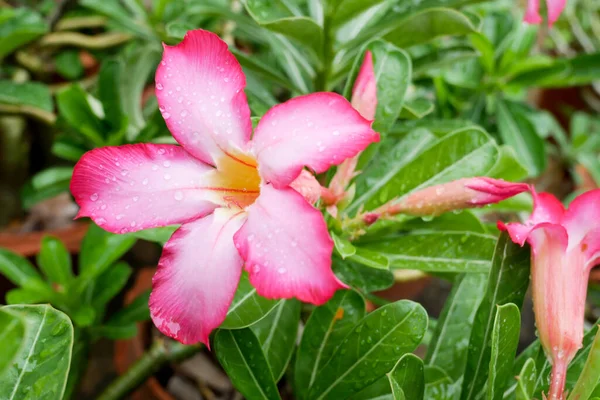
[499,188,600,400]
[327,51,377,215]
[524,0,567,26]
[364,177,528,223]
[70,30,379,346]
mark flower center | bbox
[211,149,261,209]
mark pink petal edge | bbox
[150,209,246,346]
[156,29,252,165]
[233,185,347,305]
[351,50,377,121]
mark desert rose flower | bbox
[327,51,377,215]
[70,29,379,346]
[363,177,529,223]
[499,188,600,400]
[525,0,567,26]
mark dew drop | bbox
[152,165,159,171]
[142,178,149,185]
[163,161,171,168]
[291,240,297,247]
[116,214,124,220]
[163,112,171,120]
[121,169,129,176]
[90,193,99,201]
[174,191,183,201]
[130,221,136,227]
[158,148,166,155]
[164,173,171,180]
[216,110,223,117]
[278,268,287,274]
[156,83,163,90]
[332,130,340,136]
[180,110,187,117]
[133,196,139,202]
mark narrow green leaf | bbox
[214,328,282,400]
[568,326,600,400]
[221,273,280,329]
[91,262,132,308]
[0,305,73,400]
[426,273,488,380]
[515,358,536,400]
[37,236,73,285]
[251,300,301,381]
[388,354,425,400]
[104,290,150,326]
[295,290,366,399]
[332,232,357,259]
[309,300,428,400]
[487,303,521,400]
[79,223,136,280]
[350,247,390,270]
[57,85,106,146]
[460,233,530,400]
[0,81,53,113]
[350,376,394,400]
[98,59,125,131]
[232,48,303,93]
[0,248,44,287]
[509,52,600,88]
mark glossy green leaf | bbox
[0,309,25,373]
[309,300,428,399]
[426,273,488,380]
[221,273,280,329]
[214,328,282,400]
[330,0,386,26]
[130,225,178,244]
[568,327,600,400]
[496,100,546,177]
[424,366,457,400]
[515,358,536,400]
[487,303,520,400]
[251,300,301,381]
[344,40,411,135]
[399,98,435,120]
[461,233,530,400]
[412,45,479,79]
[295,290,366,399]
[486,145,529,182]
[243,0,323,54]
[350,127,498,213]
[80,0,154,38]
[0,81,53,113]
[332,233,357,259]
[388,354,425,400]
[57,85,106,147]
[0,305,73,400]
[350,376,394,400]
[332,257,395,293]
[51,136,87,162]
[350,247,390,270]
[37,236,73,285]
[0,8,48,59]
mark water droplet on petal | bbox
[116,214,124,220]
[158,148,166,155]
[180,110,187,117]
[291,240,297,247]
[163,112,171,120]
[278,268,286,274]
[156,83,163,90]
[163,161,171,168]
[174,191,183,201]
[142,178,149,185]
[332,130,340,136]
[133,196,139,202]
[90,193,99,201]
[164,173,171,180]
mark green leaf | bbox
[515,358,536,400]
[91,262,132,308]
[221,273,280,329]
[0,309,25,373]
[388,354,425,400]
[55,50,84,80]
[412,45,478,79]
[0,305,73,400]
[37,236,73,285]
[130,225,178,244]
[57,85,106,147]
[344,40,412,135]
[350,247,390,270]
[0,248,44,288]
[295,290,366,399]
[0,81,53,113]
[487,303,520,400]
[243,0,323,55]
[0,8,48,59]
[399,99,435,120]
[425,273,488,380]
[51,136,87,162]
[92,323,138,340]
[350,376,394,400]
[496,100,546,177]
[309,300,428,400]
[365,231,496,273]
[332,233,357,259]
[330,0,386,27]
[80,0,154,39]
[350,127,498,213]
[79,223,136,280]
[214,328,282,400]
[332,257,395,293]
[98,59,125,131]
[486,145,529,182]
[424,366,456,400]
[232,48,303,93]
[251,300,301,381]
[509,52,600,88]
[568,327,600,400]
[460,232,530,400]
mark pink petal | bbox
[252,92,379,188]
[156,29,252,165]
[351,50,377,121]
[524,0,543,24]
[71,144,219,234]
[150,209,246,346]
[233,185,347,305]
[562,189,600,260]
[546,0,566,25]
[464,178,530,205]
[498,189,565,246]
[289,169,323,205]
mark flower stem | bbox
[548,360,568,400]
[568,326,600,400]
[96,339,201,400]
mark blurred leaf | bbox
[388,354,425,400]
[332,257,395,293]
[91,262,132,309]
[330,0,386,27]
[0,248,45,288]
[309,300,428,399]
[350,127,498,213]
[79,223,136,280]
[21,167,73,210]
[0,305,73,400]
[71,305,96,327]
[399,98,435,119]
[130,225,178,244]
[509,52,600,88]
[497,24,537,75]
[343,40,412,135]
[80,0,154,39]
[251,300,301,381]
[486,145,529,182]
[0,8,48,59]
[37,236,73,286]
[364,231,496,273]
[214,328,282,400]
[232,48,303,93]
[55,50,84,80]
[425,273,487,380]
[98,59,125,131]
[515,358,536,400]
[412,45,478,79]
[0,81,53,112]
[51,136,87,162]
[221,273,280,329]
[295,290,366,399]
[104,290,150,326]
[461,233,530,400]
[92,323,138,340]
[487,303,520,399]
[496,100,546,177]
[57,85,106,147]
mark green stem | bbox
[568,325,600,400]
[96,339,201,400]
[39,32,132,49]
